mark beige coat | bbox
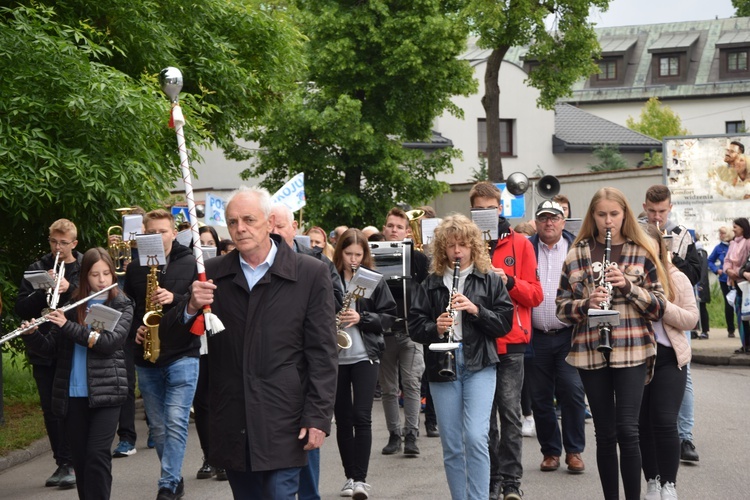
[661,265,698,368]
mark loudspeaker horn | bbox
[537,175,560,199]
[505,172,529,196]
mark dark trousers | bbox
[421,370,437,427]
[489,352,524,486]
[66,398,120,500]
[116,340,137,445]
[521,357,533,417]
[334,360,379,482]
[639,345,687,485]
[226,442,301,500]
[720,281,736,334]
[530,329,586,457]
[32,363,72,466]
[578,363,646,500]
[193,354,210,457]
[699,302,710,333]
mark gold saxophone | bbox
[142,260,162,362]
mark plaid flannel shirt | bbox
[556,238,665,381]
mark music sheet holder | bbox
[370,240,413,334]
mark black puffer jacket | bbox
[409,268,514,382]
[23,292,134,417]
[341,275,397,361]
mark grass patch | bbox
[0,352,46,456]
[706,282,729,330]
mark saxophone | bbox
[335,265,362,350]
[597,229,614,353]
[142,259,162,362]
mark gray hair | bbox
[226,186,272,219]
[271,204,294,224]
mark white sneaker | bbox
[352,481,371,500]
[521,416,535,437]
[645,478,661,500]
[340,478,354,497]
[661,481,678,500]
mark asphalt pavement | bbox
[1,329,748,499]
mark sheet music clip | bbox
[587,309,620,329]
[429,342,461,352]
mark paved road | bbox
[1,363,748,499]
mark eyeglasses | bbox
[48,237,73,247]
[536,215,563,223]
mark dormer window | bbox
[716,31,750,80]
[648,32,698,84]
[590,36,637,88]
[598,59,617,81]
[727,50,749,72]
[659,55,680,77]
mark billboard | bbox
[664,133,750,251]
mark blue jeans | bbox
[530,329,586,457]
[430,345,496,500]
[677,331,694,441]
[137,357,199,493]
[297,448,320,500]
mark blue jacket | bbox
[708,241,729,283]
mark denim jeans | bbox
[136,357,199,493]
[379,333,425,435]
[489,352,524,487]
[677,331,694,441]
[430,345,496,500]
[530,329,586,457]
[297,448,320,500]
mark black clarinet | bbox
[597,229,614,353]
[438,259,462,377]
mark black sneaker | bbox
[690,331,698,339]
[215,467,228,481]
[45,466,64,487]
[403,432,420,456]
[680,439,699,462]
[196,459,215,479]
[503,483,523,500]
[425,422,440,437]
[489,480,502,500]
[381,432,401,455]
[156,478,185,500]
[729,331,736,338]
[699,332,709,339]
[57,464,76,490]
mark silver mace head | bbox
[159,67,183,103]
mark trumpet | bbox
[108,207,137,276]
[43,252,65,316]
[406,209,425,252]
[0,284,118,345]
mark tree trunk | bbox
[481,46,509,182]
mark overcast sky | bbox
[589,0,737,27]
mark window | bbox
[726,121,746,134]
[728,51,749,72]
[659,55,680,77]
[477,119,514,157]
[597,60,617,81]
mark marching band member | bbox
[556,187,666,500]
[22,248,134,500]
[409,214,513,500]
[15,218,82,489]
[333,229,396,499]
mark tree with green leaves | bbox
[733,0,750,17]
[460,0,611,182]
[626,97,689,141]
[0,2,303,331]
[587,144,628,172]
[242,0,477,230]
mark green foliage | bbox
[470,158,489,182]
[641,151,663,168]
[244,0,477,229]
[588,144,629,172]
[733,0,750,17]
[0,2,304,338]
[625,97,689,141]
[460,0,611,181]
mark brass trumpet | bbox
[108,207,137,276]
[406,209,425,252]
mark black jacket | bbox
[123,241,198,367]
[409,268,514,382]
[16,251,83,366]
[341,274,397,362]
[296,242,345,309]
[23,292,134,417]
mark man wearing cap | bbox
[528,201,587,475]
[469,182,543,500]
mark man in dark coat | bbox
[162,186,338,499]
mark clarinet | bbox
[597,229,614,353]
[437,259,462,377]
